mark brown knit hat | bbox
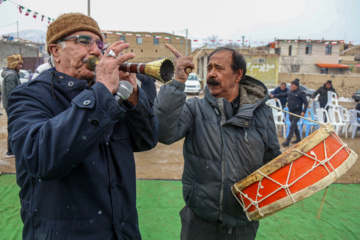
[46,13,103,54]
[6,54,23,69]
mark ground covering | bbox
[1,174,359,239]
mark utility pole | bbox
[17,21,19,39]
[88,0,90,16]
[185,29,188,55]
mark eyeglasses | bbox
[58,35,106,51]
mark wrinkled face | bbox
[290,83,298,91]
[49,31,103,81]
[206,50,242,102]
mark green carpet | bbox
[1,174,359,239]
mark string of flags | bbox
[0,0,54,24]
[103,31,185,41]
[102,33,356,46]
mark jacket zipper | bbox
[216,98,226,222]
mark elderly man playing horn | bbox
[7,13,158,240]
[154,47,281,240]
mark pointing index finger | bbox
[165,43,183,58]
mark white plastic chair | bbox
[324,91,338,110]
[349,110,360,138]
[328,108,347,138]
[316,108,330,125]
[267,99,286,137]
[339,107,351,134]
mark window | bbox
[165,37,172,43]
[119,35,126,42]
[137,37,143,45]
[305,44,312,54]
[251,58,266,64]
[275,48,281,55]
[288,45,292,56]
[291,65,300,73]
[153,36,159,45]
[320,68,328,74]
[325,45,332,55]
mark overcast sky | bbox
[0,0,359,48]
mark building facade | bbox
[271,39,350,75]
[193,47,279,85]
[103,31,191,63]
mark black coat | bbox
[8,69,159,240]
[311,84,337,108]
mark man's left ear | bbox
[236,69,243,83]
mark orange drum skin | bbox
[232,123,358,221]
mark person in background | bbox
[311,80,337,108]
[27,69,34,81]
[1,54,23,157]
[7,13,158,239]
[270,82,289,108]
[154,47,281,240]
[281,78,308,146]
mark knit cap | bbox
[46,13,103,54]
[6,54,23,69]
[291,78,300,87]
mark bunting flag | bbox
[145,34,151,38]
[0,0,8,4]
[18,5,24,13]
[116,32,122,36]
[339,40,345,43]
[306,39,311,42]
[193,39,198,42]
[33,12,38,19]
[48,17,51,24]
[41,15,45,21]
[295,40,298,42]
[136,34,142,38]
[165,37,170,41]
[155,36,161,39]
[324,42,329,45]
[175,37,180,40]
[25,9,31,16]
[126,33,132,36]
[107,31,113,35]
[331,42,337,45]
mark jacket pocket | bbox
[183,180,199,209]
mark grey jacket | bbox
[1,67,21,108]
[154,75,281,227]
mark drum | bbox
[231,123,358,221]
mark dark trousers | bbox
[287,114,301,142]
[180,206,259,240]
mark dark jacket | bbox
[271,86,289,108]
[285,88,309,114]
[136,73,157,102]
[1,67,21,108]
[154,75,281,227]
[7,69,159,240]
[311,84,337,108]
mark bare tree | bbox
[207,35,219,47]
[280,56,302,76]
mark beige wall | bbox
[103,31,191,63]
[278,73,360,98]
[277,41,341,74]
